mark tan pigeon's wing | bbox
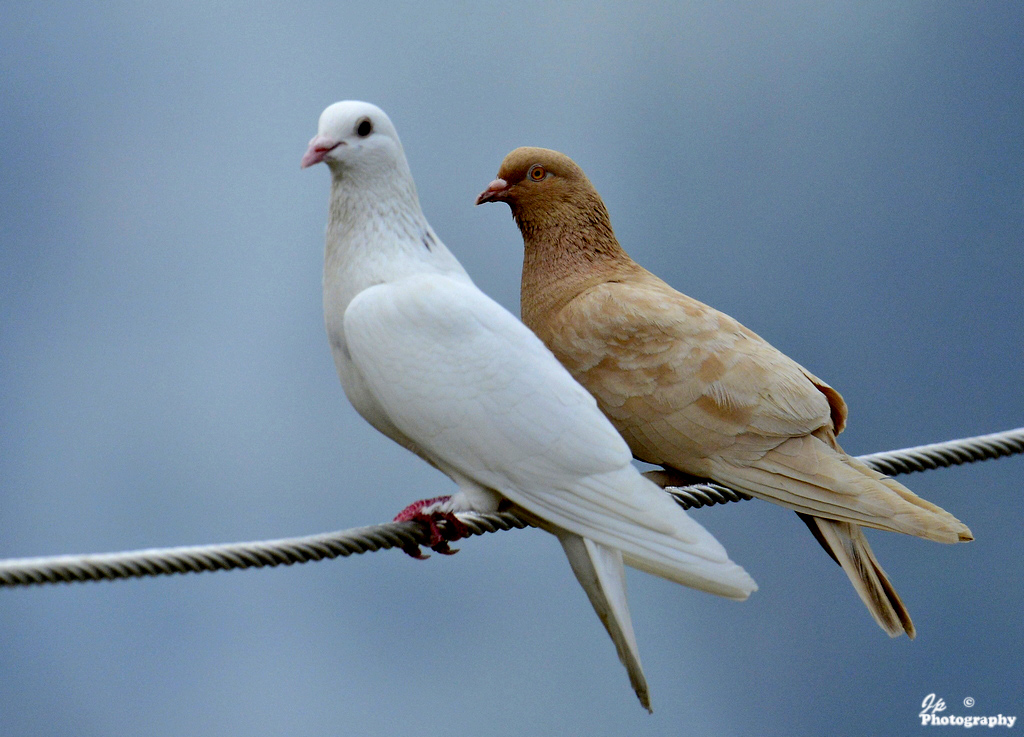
[538,272,969,543]
[536,273,836,465]
[797,366,847,435]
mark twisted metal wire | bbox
[857,427,1024,476]
[0,513,531,588]
[1,427,1021,588]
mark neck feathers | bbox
[322,163,467,308]
[328,161,424,241]
[324,162,434,273]
[515,194,635,329]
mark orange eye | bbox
[528,165,546,181]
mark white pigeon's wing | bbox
[343,274,755,599]
[345,274,630,478]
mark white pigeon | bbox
[301,100,757,711]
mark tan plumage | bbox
[477,147,972,638]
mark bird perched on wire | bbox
[476,146,972,639]
[302,102,756,710]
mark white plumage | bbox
[303,100,756,710]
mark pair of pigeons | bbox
[301,101,971,711]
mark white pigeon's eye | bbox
[356,118,373,137]
[528,164,547,181]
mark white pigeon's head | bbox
[300,101,405,176]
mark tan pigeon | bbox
[477,147,973,638]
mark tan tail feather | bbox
[837,452,974,542]
[823,429,973,542]
[803,514,916,638]
[712,432,973,543]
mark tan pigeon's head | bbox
[476,147,606,227]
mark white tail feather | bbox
[558,532,651,712]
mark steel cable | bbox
[1,426,1020,588]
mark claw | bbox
[400,543,432,560]
[393,497,470,559]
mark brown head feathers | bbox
[477,148,619,240]
[478,147,638,324]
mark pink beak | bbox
[475,178,509,205]
[301,135,342,168]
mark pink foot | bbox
[393,496,470,559]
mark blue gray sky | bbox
[1,3,1022,735]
